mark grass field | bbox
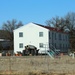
[0,55,75,75]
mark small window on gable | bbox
[19,32,23,37]
[19,43,23,48]
[39,43,43,48]
[39,32,43,37]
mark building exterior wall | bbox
[14,23,49,53]
[14,23,70,54]
[48,31,69,52]
[0,39,10,50]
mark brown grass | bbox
[0,55,75,75]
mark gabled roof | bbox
[14,22,68,34]
[33,22,67,34]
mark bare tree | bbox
[45,12,75,31]
[45,16,60,27]
[2,19,23,49]
[65,12,75,51]
[65,12,75,31]
[45,16,68,31]
[45,12,75,51]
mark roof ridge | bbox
[33,23,67,34]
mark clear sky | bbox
[0,0,75,28]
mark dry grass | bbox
[0,55,75,75]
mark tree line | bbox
[0,19,23,50]
[0,12,75,51]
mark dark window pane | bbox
[19,32,23,37]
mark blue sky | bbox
[0,0,75,28]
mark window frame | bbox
[59,33,62,40]
[39,32,43,37]
[39,43,44,48]
[19,43,23,48]
[19,32,23,37]
[55,33,56,40]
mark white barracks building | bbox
[13,23,69,53]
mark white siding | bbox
[14,23,49,53]
[14,22,70,54]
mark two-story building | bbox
[13,22,70,54]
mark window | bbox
[39,32,43,37]
[63,44,64,49]
[67,35,69,41]
[63,35,65,41]
[55,43,56,48]
[66,44,67,49]
[66,35,67,41]
[60,44,61,49]
[59,34,62,40]
[52,32,54,37]
[19,32,23,37]
[55,33,56,40]
[39,43,43,48]
[19,43,23,48]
